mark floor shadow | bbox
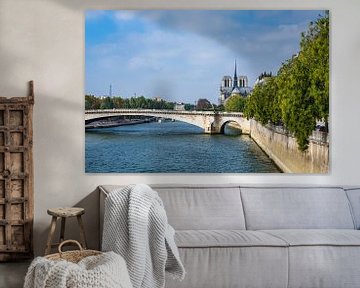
[0,260,31,288]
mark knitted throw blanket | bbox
[24,251,132,288]
[102,184,185,288]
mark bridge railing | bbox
[85,109,244,117]
[309,130,329,144]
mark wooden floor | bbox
[0,261,30,288]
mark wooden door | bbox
[0,81,34,261]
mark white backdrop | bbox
[0,0,359,255]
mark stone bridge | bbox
[85,109,250,134]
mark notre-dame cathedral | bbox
[219,61,251,105]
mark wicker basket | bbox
[45,240,102,263]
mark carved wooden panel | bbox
[0,81,34,261]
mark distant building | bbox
[219,61,251,105]
[174,103,185,111]
[254,72,273,86]
[153,96,163,102]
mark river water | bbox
[85,121,281,173]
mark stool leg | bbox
[77,215,87,249]
[60,217,66,243]
[45,216,57,255]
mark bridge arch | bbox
[219,120,243,134]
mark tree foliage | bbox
[245,77,281,124]
[224,95,247,112]
[245,12,329,151]
[184,103,196,111]
[85,95,175,110]
[100,96,114,109]
[85,95,101,110]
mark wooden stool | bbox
[45,207,87,255]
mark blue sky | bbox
[85,10,326,104]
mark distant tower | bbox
[109,84,112,97]
[219,76,232,105]
[233,60,238,89]
[238,76,248,88]
[230,60,241,97]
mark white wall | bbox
[0,0,359,256]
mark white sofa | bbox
[99,185,360,288]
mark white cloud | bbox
[258,24,302,43]
[114,11,136,22]
[86,26,248,103]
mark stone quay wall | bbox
[250,120,329,173]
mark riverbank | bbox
[250,120,329,173]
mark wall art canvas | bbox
[85,10,329,173]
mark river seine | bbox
[85,121,281,173]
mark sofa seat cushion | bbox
[166,246,289,288]
[175,230,288,248]
[260,230,360,288]
[262,229,360,246]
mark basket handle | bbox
[58,240,83,255]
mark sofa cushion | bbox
[155,186,246,230]
[241,187,355,230]
[165,246,288,288]
[262,229,360,246]
[287,246,360,288]
[261,230,360,288]
[175,230,287,248]
[100,185,246,230]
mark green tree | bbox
[215,104,225,112]
[244,77,281,125]
[100,96,114,109]
[225,95,247,112]
[184,103,195,111]
[245,12,329,151]
[112,97,124,109]
[301,12,329,129]
[85,95,101,110]
[277,12,329,150]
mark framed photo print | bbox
[85,10,329,173]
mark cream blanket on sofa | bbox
[102,184,185,288]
